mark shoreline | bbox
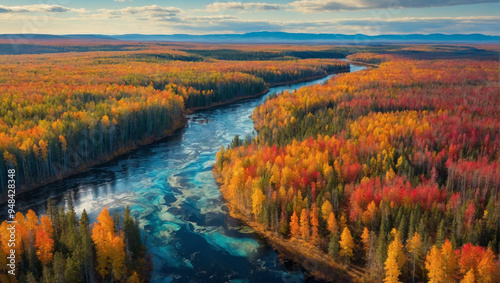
[226,207,359,282]
[4,69,349,203]
[3,117,188,203]
[344,59,379,68]
[187,69,350,113]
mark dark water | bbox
[7,63,365,282]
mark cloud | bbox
[95,5,182,20]
[120,5,181,16]
[0,4,76,13]
[186,15,239,21]
[206,2,286,11]
[290,0,499,13]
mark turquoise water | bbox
[10,63,365,282]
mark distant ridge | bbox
[0,34,117,41]
[0,32,497,44]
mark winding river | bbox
[8,63,365,282]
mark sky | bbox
[0,0,498,35]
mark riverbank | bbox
[345,60,379,68]
[225,207,361,282]
[187,69,350,113]
[2,117,188,203]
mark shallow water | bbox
[7,63,365,282]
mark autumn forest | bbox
[0,40,498,282]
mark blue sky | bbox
[0,0,498,35]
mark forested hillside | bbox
[0,49,348,196]
[214,54,499,282]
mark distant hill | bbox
[0,34,117,41]
[0,32,498,44]
[110,32,499,43]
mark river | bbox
[7,63,366,282]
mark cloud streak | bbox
[206,2,287,11]
[290,0,499,13]
[93,5,182,21]
[0,4,76,13]
[173,15,500,35]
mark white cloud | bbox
[206,2,287,12]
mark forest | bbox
[1,41,498,282]
[0,202,150,282]
[0,47,349,197]
[214,52,500,282]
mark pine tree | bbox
[328,231,340,260]
[436,219,445,248]
[80,210,94,282]
[124,205,142,259]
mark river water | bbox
[8,63,365,282]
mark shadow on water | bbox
[4,64,365,283]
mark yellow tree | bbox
[384,243,401,283]
[92,207,125,281]
[310,205,320,245]
[339,227,354,263]
[127,271,140,283]
[289,211,300,239]
[425,245,445,283]
[477,248,499,283]
[26,209,38,241]
[384,229,404,283]
[327,212,338,235]
[300,209,310,240]
[361,227,370,258]
[110,232,126,281]
[406,232,422,283]
[461,270,475,283]
[440,239,457,282]
[251,188,266,218]
[390,229,405,268]
[321,200,333,221]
